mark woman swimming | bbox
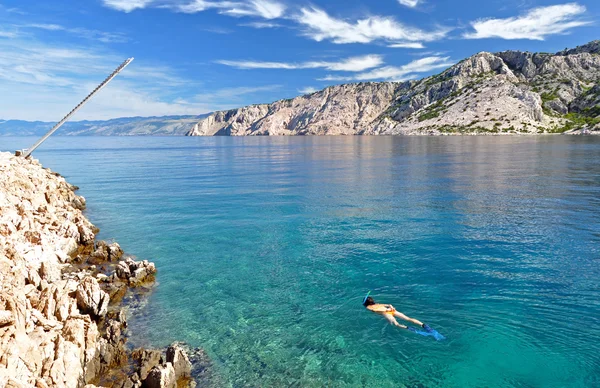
[363,295,431,332]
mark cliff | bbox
[187,41,600,136]
[0,153,204,387]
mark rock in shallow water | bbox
[144,363,177,388]
[116,258,157,285]
[166,344,192,380]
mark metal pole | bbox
[21,57,134,158]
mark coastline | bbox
[0,152,205,387]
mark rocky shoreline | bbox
[0,152,208,388]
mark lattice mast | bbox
[20,58,134,158]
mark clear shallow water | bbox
[2,136,600,387]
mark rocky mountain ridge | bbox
[0,115,208,137]
[187,40,600,136]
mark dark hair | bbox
[363,296,375,307]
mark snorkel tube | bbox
[363,291,371,305]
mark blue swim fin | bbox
[409,324,445,341]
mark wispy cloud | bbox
[220,0,285,19]
[410,50,448,57]
[102,0,153,12]
[388,42,425,49]
[239,21,284,29]
[201,26,234,34]
[0,4,27,15]
[100,0,452,48]
[398,0,419,8]
[298,87,318,94]
[216,54,384,72]
[190,85,281,103]
[27,23,63,31]
[0,30,18,38]
[464,3,591,40]
[295,7,449,46]
[0,37,238,120]
[319,56,454,82]
[25,23,129,43]
[157,0,286,19]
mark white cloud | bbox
[27,23,63,31]
[100,1,451,48]
[222,0,285,19]
[319,56,454,82]
[465,3,591,40]
[298,87,318,94]
[398,0,419,8]
[102,0,153,12]
[388,42,425,49]
[239,21,283,29]
[327,55,385,71]
[410,50,447,57]
[173,0,285,19]
[217,54,384,72]
[295,7,449,45]
[0,38,247,120]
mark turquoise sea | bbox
[2,136,600,387]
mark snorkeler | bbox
[363,293,432,332]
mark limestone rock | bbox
[187,82,403,136]
[115,258,157,285]
[76,277,109,319]
[0,310,15,327]
[0,153,195,388]
[39,261,61,283]
[132,349,164,381]
[72,196,86,211]
[143,363,176,388]
[166,344,192,380]
[108,242,124,261]
[186,40,600,136]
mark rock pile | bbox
[0,153,198,388]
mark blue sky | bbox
[0,0,598,121]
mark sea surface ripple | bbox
[3,135,599,387]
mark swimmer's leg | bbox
[393,311,424,327]
[384,314,408,329]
